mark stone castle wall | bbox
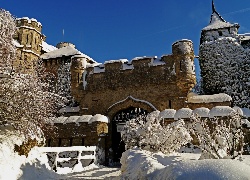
[73,40,196,117]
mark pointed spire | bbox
[209,0,226,23]
[212,0,216,13]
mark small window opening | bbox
[218,31,222,36]
[58,138,62,147]
[169,100,172,109]
[82,138,85,146]
[69,138,73,146]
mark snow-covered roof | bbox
[41,41,57,53]
[192,108,210,118]
[202,2,238,31]
[187,93,232,103]
[159,109,176,119]
[174,108,193,120]
[203,12,236,31]
[41,46,92,60]
[209,106,235,118]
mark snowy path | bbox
[60,167,121,180]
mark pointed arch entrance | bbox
[106,96,157,163]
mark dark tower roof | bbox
[210,0,226,23]
[202,0,239,31]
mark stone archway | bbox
[105,96,157,163]
[106,96,157,120]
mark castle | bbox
[12,2,250,164]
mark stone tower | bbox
[171,39,196,93]
[13,17,45,72]
[70,54,88,100]
[200,1,239,45]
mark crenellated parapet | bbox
[83,39,195,93]
[16,17,42,32]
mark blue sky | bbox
[2,0,250,78]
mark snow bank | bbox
[174,108,192,120]
[187,92,232,103]
[209,106,235,118]
[121,148,250,180]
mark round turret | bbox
[56,42,75,49]
[172,39,194,55]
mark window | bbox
[69,138,73,146]
[47,139,51,147]
[82,138,85,146]
[218,31,222,36]
[169,100,172,109]
[58,138,62,147]
[78,73,80,83]
[180,61,182,71]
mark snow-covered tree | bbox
[188,112,244,159]
[57,62,72,101]
[199,37,250,108]
[0,9,16,73]
[0,9,66,142]
[121,111,192,154]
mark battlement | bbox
[16,17,42,33]
[82,40,195,93]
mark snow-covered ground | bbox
[1,126,250,180]
[120,148,250,180]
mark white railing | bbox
[38,146,96,171]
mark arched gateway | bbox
[106,96,156,162]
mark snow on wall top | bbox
[41,46,81,59]
[192,108,210,118]
[52,114,109,124]
[89,56,167,74]
[88,114,109,124]
[41,41,57,53]
[159,109,176,119]
[187,93,232,103]
[209,106,235,118]
[174,108,193,120]
[16,17,42,26]
[104,59,128,64]
[203,12,236,31]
